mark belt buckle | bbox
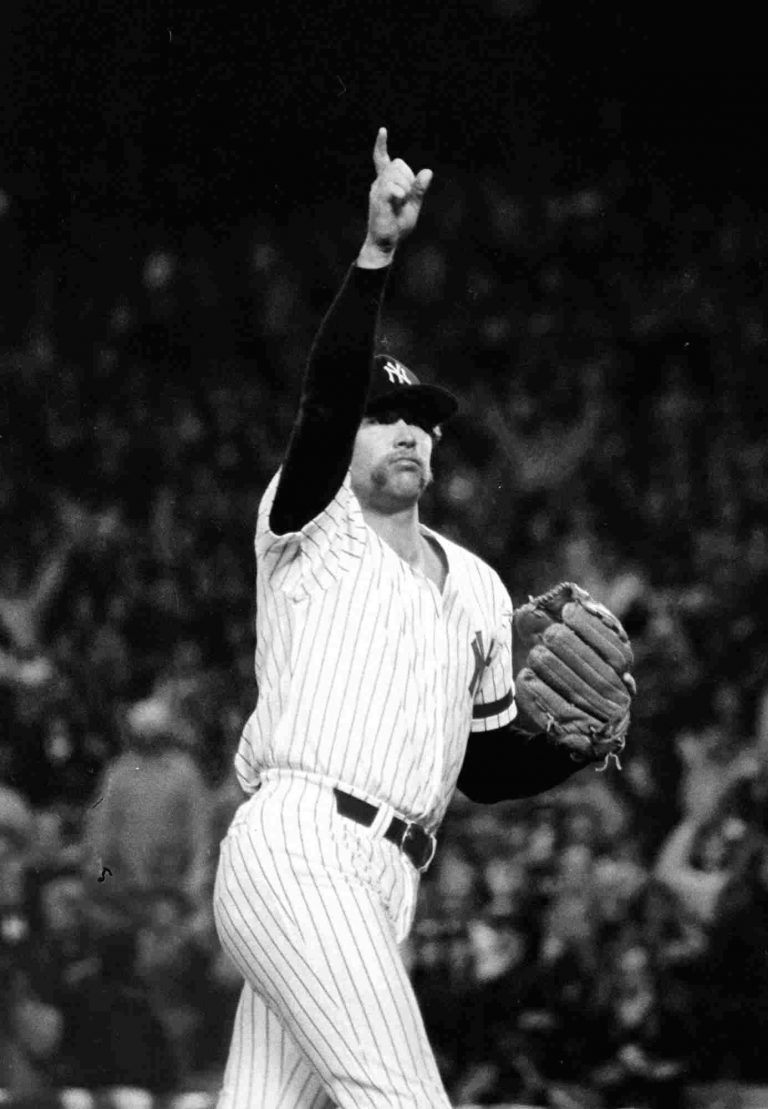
[400,821,437,873]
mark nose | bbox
[394,419,417,445]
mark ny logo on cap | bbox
[383,359,412,386]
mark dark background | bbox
[2,0,767,240]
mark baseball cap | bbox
[366,354,459,426]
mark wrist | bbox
[357,238,396,270]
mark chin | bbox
[391,472,427,500]
[370,480,422,512]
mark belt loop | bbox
[368,801,394,838]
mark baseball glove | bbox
[513,581,636,769]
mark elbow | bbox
[456,766,515,805]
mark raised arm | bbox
[270,129,433,534]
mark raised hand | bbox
[361,128,433,262]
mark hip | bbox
[217,770,421,941]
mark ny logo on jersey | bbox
[383,359,412,386]
[469,630,494,695]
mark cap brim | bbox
[366,384,459,425]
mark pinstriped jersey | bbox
[234,471,517,829]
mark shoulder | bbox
[257,469,360,543]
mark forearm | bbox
[457,723,586,803]
[653,820,698,880]
[30,541,74,617]
[269,257,390,534]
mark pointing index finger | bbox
[373,127,390,174]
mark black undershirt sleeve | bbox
[457,723,586,803]
[269,263,390,535]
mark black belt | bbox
[333,788,437,873]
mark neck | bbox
[361,504,423,565]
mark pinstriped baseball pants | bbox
[213,772,452,1108]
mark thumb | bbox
[412,167,433,195]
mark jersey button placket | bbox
[424,598,446,816]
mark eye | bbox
[366,409,437,437]
[407,414,437,436]
[368,408,408,426]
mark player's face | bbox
[350,407,437,510]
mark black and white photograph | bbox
[2,1,768,1106]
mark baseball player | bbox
[213,129,634,1108]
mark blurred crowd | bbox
[3,168,768,1107]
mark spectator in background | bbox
[540,877,598,980]
[0,502,110,707]
[522,801,560,902]
[559,530,651,626]
[752,679,768,766]
[592,841,647,941]
[152,637,217,734]
[653,813,745,927]
[427,840,482,926]
[698,833,768,1083]
[410,915,474,1096]
[588,940,693,1108]
[0,782,34,960]
[151,636,236,785]
[0,781,34,855]
[451,911,546,1106]
[533,927,602,1095]
[0,785,64,1096]
[675,681,752,822]
[482,851,532,919]
[626,878,706,978]
[29,864,100,1007]
[55,928,180,1094]
[0,965,64,1097]
[21,865,101,1087]
[0,502,85,661]
[135,886,212,1083]
[82,695,213,937]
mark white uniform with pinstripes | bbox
[213,470,517,1107]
